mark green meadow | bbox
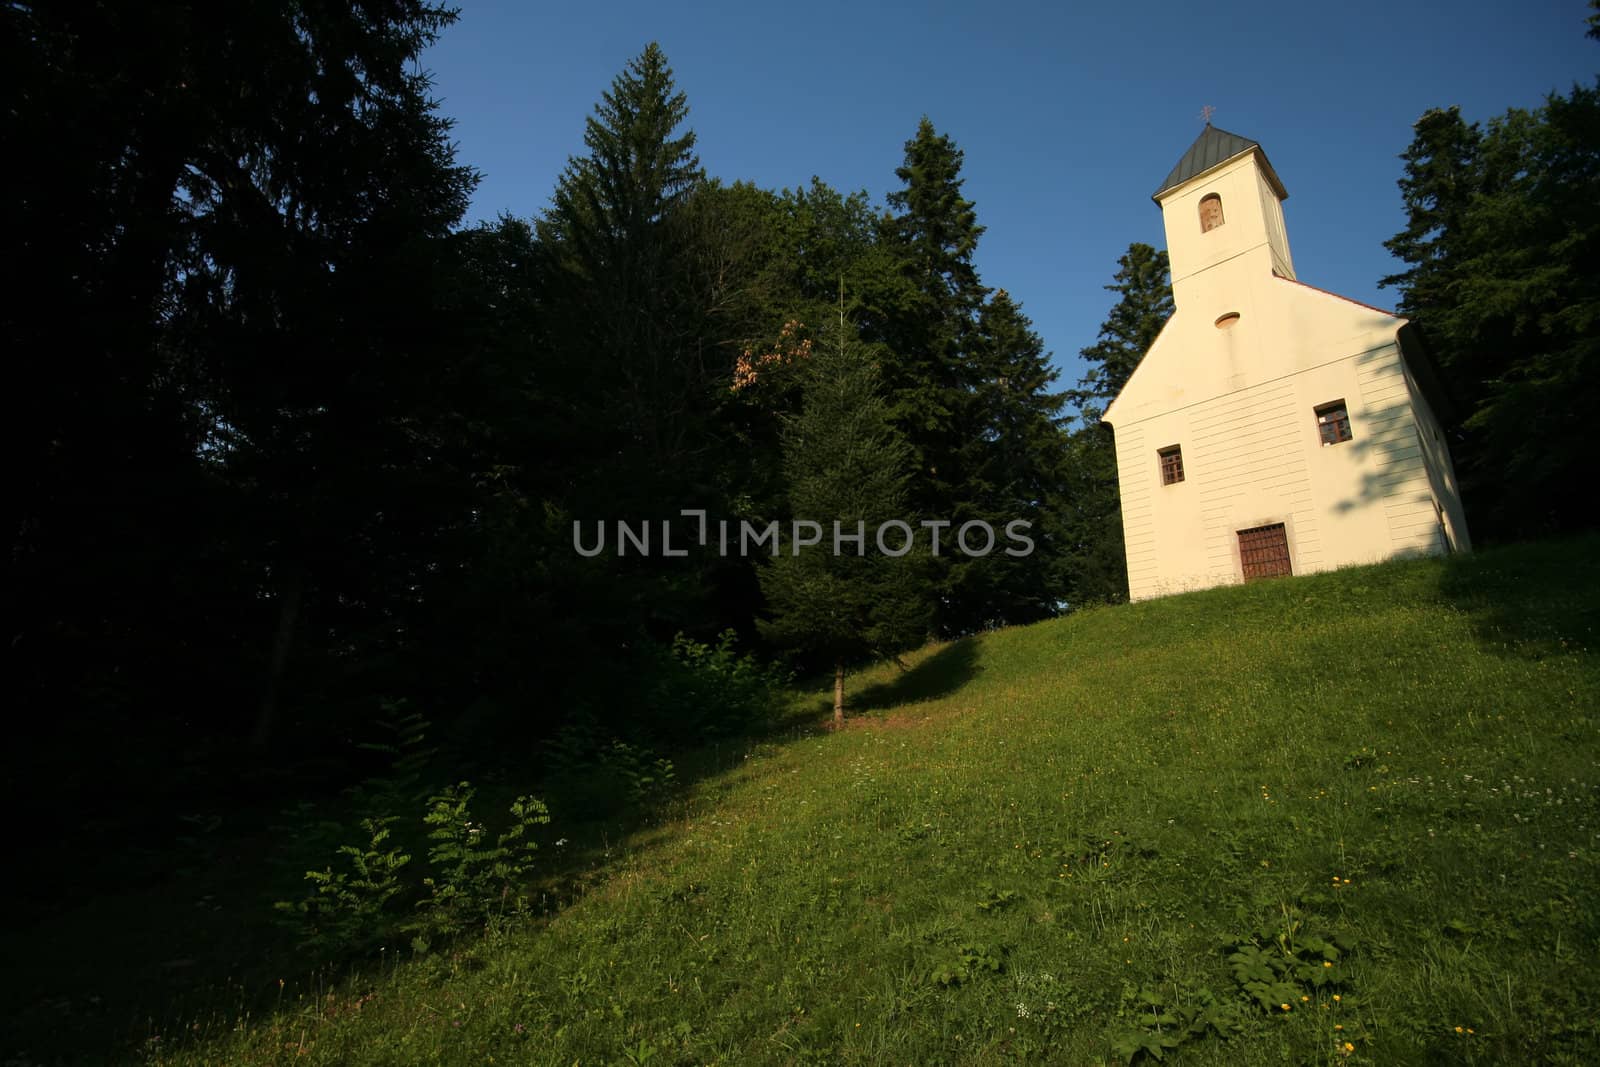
[52,540,1600,1063]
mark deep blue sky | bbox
[422,0,1596,390]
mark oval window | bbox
[1199,193,1225,232]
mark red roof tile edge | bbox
[1272,273,1401,319]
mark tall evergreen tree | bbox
[1381,73,1600,537]
[539,42,707,482]
[951,291,1073,626]
[172,1,480,745]
[758,324,932,723]
[1070,243,1174,410]
[1378,107,1484,370]
[7,0,482,748]
[877,118,989,529]
[534,43,731,652]
[872,119,1083,632]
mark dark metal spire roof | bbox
[1152,124,1287,202]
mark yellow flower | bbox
[1280,1003,1291,1012]
[1343,1042,1355,1053]
[1333,995,1342,1002]
[1335,1024,1344,1031]
[1301,995,1310,1002]
[1455,1026,1464,1033]
[1323,961,1333,968]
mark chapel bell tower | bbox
[1152,124,1296,311]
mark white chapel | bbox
[1102,124,1471,601]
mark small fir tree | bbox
[757,321,931,724]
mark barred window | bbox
[1316,400,1353,446]
[1159,445,1185,485]
[1238,523,1292,581]
[1199,193,1225,232]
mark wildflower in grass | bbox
[1281,1003,1291,1012]
[1455,1026,1464,1033]
[1333,995,1341,1002]
[1343,1043,1355,1053]
[1324,961,1333,968]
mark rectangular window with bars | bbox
[1316,400,1353,446]
[1158,445,1185,485]
[1238,523,1292,581]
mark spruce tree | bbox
[1379,107,1483,352]
[1070,243,1174,410]
[878,118,989,534]
[757,323,931,724]
[953,290,1073,626]
[9,0,483,745]
[539,42,707,483]
[534,43,731,656]
[1381,74,1600,537]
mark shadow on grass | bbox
[848,637,981,713]
[0,703,837,1063]
[1432,534,1600,660]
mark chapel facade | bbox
[1102,125,1470,601]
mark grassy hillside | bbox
[137,540,1600,1063]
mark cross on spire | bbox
[1199,104,1216,125]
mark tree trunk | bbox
[833,660,845,726]
[251,568,304,746]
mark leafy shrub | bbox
[273,816,412,954]
[647,629,791,740]
[543,715,680,818]
[409,783,550,946]
[276,785,552,957]
[273,708,554,957]
[355,700,435,806]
